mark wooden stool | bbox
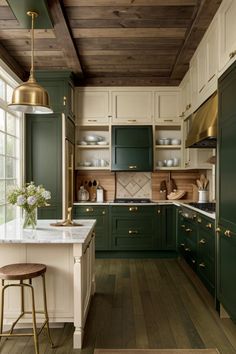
[0,263,54,354]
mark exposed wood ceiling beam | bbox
[47,0,83,76]
[0,41,26,80]
[80,76,181,86]
[64,0,197,6]
[171,0,222,79]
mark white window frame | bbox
[0,59,24,224]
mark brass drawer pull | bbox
[224,230,232,238]
[129,230,138,235]
[128,165,137,169]
[216,227,221,233]
[164,119,173,122]
[88,119,98,122]
[129,206,138,212]
[199,262,206,268]
[185,228,192,233]
[128,119,137,122]
[192,259,196,264]
[181,224,185,228]
[229,50,236,59]
[199,238,206,244]
[185,247,191,252]
[86,208,94,212]
[206,223,212,229]
[197,218,202,223]
[180,243,185,247]
[157,209,161,214]
[102,210,106,215]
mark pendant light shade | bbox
[8,11,53,114]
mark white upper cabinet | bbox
[76,89,110,125]
[190,55,198,112]
[219,0,236,74]
[111,90,153,124]
[154,90,180,124]
[179,71,192,119]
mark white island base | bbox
[0,219,96,349]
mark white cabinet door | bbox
[219,0,236,74]
[111,90,153,124]
[180,71,192,119]
[154,91,180,124]
[76,89,110,125]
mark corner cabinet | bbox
[111,125,153,171]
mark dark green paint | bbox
[111,125,153,171]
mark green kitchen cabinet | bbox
[35,71,75,121]
[73,205,110,250]
[197,215,215,295]
[217,61,236,320]
[156,205,177,251]
[26,114,62,219]
[111,125,153,171]
[110,205,155,250]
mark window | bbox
[0,65,23,225]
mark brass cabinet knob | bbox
[185,228,192,233]
[224,230,232,238]
[102,210,106,215]
[216,227,221,233]
[197,218,202,223]
[128,230,138,235]
[128,165,137,169]
[180,243,185,247]
[192,259,196,264]
[206,223,212,229]
[199,262,206,268]
[199,238,206,244]
[185,247,191,252]
[129,206,138,212]
[86,208,93,212]
[181,224,185,229]
[157,209,161,214]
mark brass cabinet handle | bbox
[185,228,192,233]
[157,209,161,214]
[63,96,67,106]
[181,224,185,228]
[199,262,206,268]
[88,119,98,122]
[206,223,212,229]
[128,119,137,122]
[180,243,185,247]
[163,119,173,122]
[229,50,236,59]
[199,238,206,244]
[197,218,202,223]
[129,165,137,169]
[86,208,94,212]
[224,230,232,238]
[216,227,221,233]
[192,259,196,264]
[185,247,191,252]
[193,214,197,219]
[102,210,106,215]
[129,206,138,212]
[129,230,138,235]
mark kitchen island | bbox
[0,219,96,349]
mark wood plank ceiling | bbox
[0,0,222,86]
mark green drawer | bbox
[112,234,154,250]
[111,216,154,235]
[110,205,155,215]
[197,257,215,295]
[74,205,106,216]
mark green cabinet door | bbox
[26,114,62,219]
[217,62,236,319]
[110,205,155,250]
[111,126,153,171]
[73,205,109,250]
[36,71,75,120]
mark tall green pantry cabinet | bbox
[26,71,75,219]
[217,62,236,321]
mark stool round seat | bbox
[0,263,46,281]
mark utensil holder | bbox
[198,190,208,203]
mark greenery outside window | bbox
[0,65,23,225]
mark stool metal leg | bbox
[42,274,54,348]
[0,280,5,342]
[29,284,39,354]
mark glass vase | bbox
[23,208,37,229]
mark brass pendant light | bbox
[8,11,53,114]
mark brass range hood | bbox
[185,92,217,148]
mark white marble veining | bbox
[0,219,96,244]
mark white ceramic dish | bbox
[83,161,92,167]
[78,141,87,145]
[97,141,108,145]
[84,135,103,142]
[171,138,181,145]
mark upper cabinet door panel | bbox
[154,91,180,124]
[219,0,236,74]
[111,91,153,124]
[76,90,110,125]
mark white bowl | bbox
[83,161,92,167]
[171,138,181,145]
[97,141,108,145]
[162,138,171,145]
[84,135,103,142]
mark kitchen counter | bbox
[0,218,96,349]
[0,219,96,243]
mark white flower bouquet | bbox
[7,182,51,229]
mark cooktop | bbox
[114,198,151,203]
[187,202,216,213]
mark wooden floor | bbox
[0,259,236,354]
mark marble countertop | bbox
[0,219,96,244]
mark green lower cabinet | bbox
[183,219,198,270]
[73,205,109,250]
[110,205,155,250]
